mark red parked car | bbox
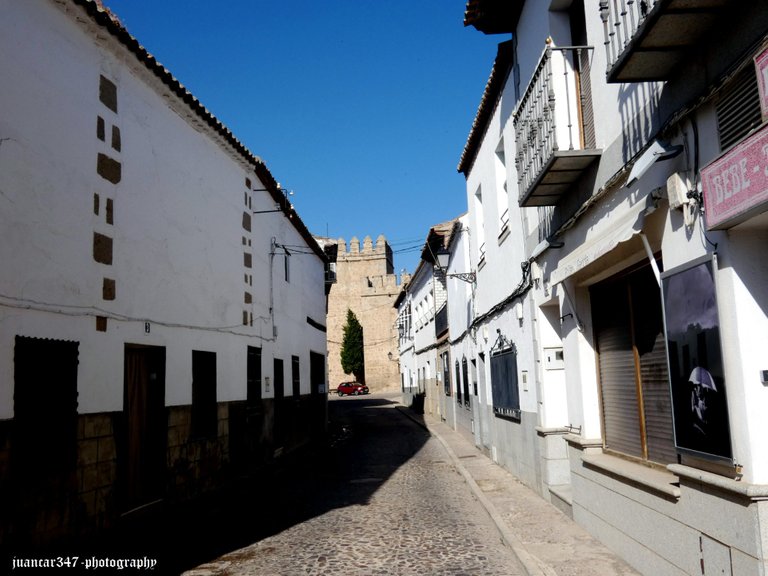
[336,381,369,396]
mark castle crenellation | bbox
[336,234,390,258]
[321,233,401,392]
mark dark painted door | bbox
[11,336,79,539]
[122,345,166,512]
[273,358,284,451]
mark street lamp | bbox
[435,247,475,284]
[253,186,294,214]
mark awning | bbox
[550,195,652,285]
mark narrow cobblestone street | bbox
[183,394,523,576]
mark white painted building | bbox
[0,0,327,546]
[395,219,461,416]
[453,0,768,573]
[395,280,416,405]
[457,35,561,494]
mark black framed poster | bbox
[661,254,732,462]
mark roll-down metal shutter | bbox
[592,261,675,464]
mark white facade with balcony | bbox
[458,0,768,573]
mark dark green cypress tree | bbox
[340,308,365,383]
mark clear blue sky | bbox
[101,0,504,276]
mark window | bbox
[474,185,486,262]
[491,345,520,420]
[442,351,451,396]
[284,254,291,282]
[462,357,471,409]
[191,350,217,439]
[495,139,509,237]
[455,360,462,405]
[590,259,675,464]
[398,304,412,343]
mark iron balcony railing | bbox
[599,0,656,76]
[513,44,594,204]
[599,0,729,82]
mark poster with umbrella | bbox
[661,254,732,462]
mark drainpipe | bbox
[269,237,276,338]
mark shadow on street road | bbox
[11,395,427,575]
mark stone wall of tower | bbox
[326,234,401,392]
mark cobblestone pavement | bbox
[419,415,640,576]
[183,396,523,576]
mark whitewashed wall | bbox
[0,0,326,418]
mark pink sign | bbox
[702,123,768,230]
[755,47,768,120]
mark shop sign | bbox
[701,122,768,230]
[661,254,732,463]
[755,46,768,120]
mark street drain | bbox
[350,477,383,484]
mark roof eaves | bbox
[457,40,515,176]
[70,0,326,262]
[464,0,522,35]
[420,217,461,264]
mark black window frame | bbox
[490,344,521,421]
[455,360,462,405]
[461,357,471,409]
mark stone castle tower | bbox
[318,234,402,393]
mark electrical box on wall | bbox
[667,172,689,209]
[544,347,564,370]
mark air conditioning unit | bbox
[667,172,689,210]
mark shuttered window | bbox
[591,260,676,464]
[455,361,462,405]
[716,64,761,151]
[490,345,521,421]
[462,357,471,408]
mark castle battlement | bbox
[321,232,400,393]
[336,234,389,258]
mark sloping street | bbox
[181,393,523,576]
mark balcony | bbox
[514,45,601,207]
[600,0,733,83]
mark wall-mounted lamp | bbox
[435,247,476,284]
[546,235,565,249]
[253,185,294,214]
[625,140,684,188]
[529,236,564,260]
